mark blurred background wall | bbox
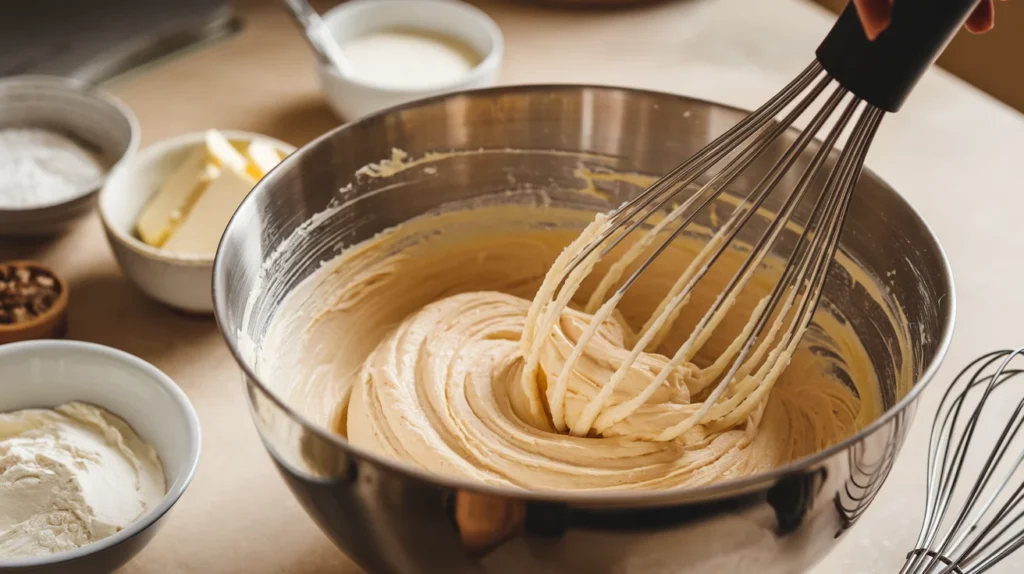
[813,0,1024,112]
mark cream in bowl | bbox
[316,0,503,119]
[100,130,295,313]
[340,29,483,91]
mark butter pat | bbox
[135,130,283,254]
[162,167,256,255]
[246,140,284,178]
[136,148,208,246]
[206,130,262,181]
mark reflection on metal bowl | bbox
[213,85,954,573]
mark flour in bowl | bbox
[0,402,166,558]
[0,128,105,209]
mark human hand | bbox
[853,0,1003,40]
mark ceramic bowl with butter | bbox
[0,75,139,237]
[99,130,295,314]
[0,340,200,574]
[316,0,503,120]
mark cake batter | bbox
[256,203,886,491]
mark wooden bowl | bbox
[0,260,69,344]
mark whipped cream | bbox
[341,30,481,90]
[0,402,166,559]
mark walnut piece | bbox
[0,264,62,325]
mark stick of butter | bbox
[206,130,263,181]
[162,167,256,255]
[246,140,284,178]
[136,148,210,247]
[137,130,281,253]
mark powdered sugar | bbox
[0,128,106,209]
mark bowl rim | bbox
[213,83,956,505]
[318,0,505,95]
[0,339,202,568]
[98,129,297,267]
[0,74,141,214]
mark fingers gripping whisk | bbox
[521,61,885,442]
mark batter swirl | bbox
[258,205,883,491]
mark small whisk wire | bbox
[902,349,1024,574]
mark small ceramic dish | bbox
[316,0,504,120]
[0,75,139,237]
[0,260,69,345]
[98,130,295,314]
[0,340,201,574]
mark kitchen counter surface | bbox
[3,0,1022,572]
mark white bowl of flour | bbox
[0,76,139,238]
[0,340,200,573]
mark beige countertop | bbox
[3,0,1023,572]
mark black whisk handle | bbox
[816,0,981,112]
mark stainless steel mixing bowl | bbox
[213,85,954,573]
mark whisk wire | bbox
[564,62,827,276]
[568,80,860,438]
[532,54,895,442]
[945,364,1024,570]
[911,357,1004,573]
[794,105,882,325]
[669,103,882,438]
[968,503,1024,573]
[965,481,1024,570]
[903,348,1024,574]
[603,90,882,441]
[643,94,869,439]
[917,356,1009,556]
[593,76,842,334]
[902,354,1003,574]
[932,354,1024,570]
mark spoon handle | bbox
[282,0,355,77]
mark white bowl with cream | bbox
[99,130,295,314]
[315,0,504,120]
[0,340,200,573]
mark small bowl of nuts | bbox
[0,260,68,344]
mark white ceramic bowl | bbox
[316,0,504,120]
[0,340,201,574]
[0,76,139,237]
[98,130,295,314]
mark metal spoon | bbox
[282,0,355,77]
